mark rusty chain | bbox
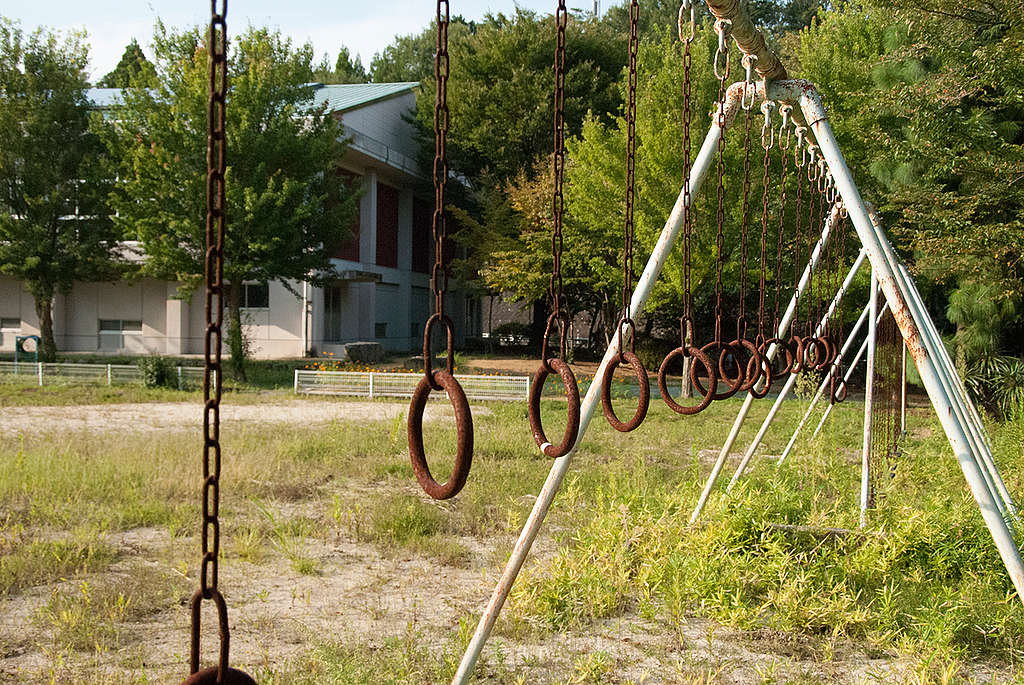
[756,102,772,344]
[712,18,730,348]
[771,107,790,336]
[619,0,639,359]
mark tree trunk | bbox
[34,296,57,362]
[226,281,248,382]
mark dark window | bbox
[376,183,399,268]
[375,322,387,339]
[241,283,270,309]
[335,172,362,261]
[0,318,20,330]
[412,198,431,274]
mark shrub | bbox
[137,355,175,388]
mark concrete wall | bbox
[340,92,419,159]
[0,278,37,352]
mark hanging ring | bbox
[528,358,581,458]
[713,19,732,81]
[788,335,806,374]
[817,159,827,192]
[831,366,848,404]
[601,350,650,432]
[730,338,762,392]
[761,336,795,377]
[678,0,695,44]
[408,369,473,500]
[184,589,258,685]
[422,313,455,391]
[759,100,775,149]
[741,54,758,110]
[814,336,833,371]
[658,345,717,415]
[747,347,774,399]
[692,341,743,400]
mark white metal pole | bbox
[725,248,867,490]
[860,270,878,528]
[689,204,841,524]
[451,111,727,685]
[37,361,42,386]
[900,340,907,435]
[805,92,1024,597]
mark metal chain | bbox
[679,1,694,344]
[431,0,450,329]
[792,134,804,332]
[619,0,640,357]
[736,91,754,341]
[805,149,818,337]
[201,0,227,601]
[757,102,773,340]
[772,108,791,331]
[712,18,731,345]
[549,0,569,364]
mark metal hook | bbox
[678,0,695,44]
[795,126,808,166]
[741,54,757,110]
[713,19,731,81]
[778,104,792,150]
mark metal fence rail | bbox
[294,370,529,402]
[0,361,208,390]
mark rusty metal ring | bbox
[788,335,805,374]
[692,341,743,400]
[528,358,581,458]
[732,338,763,392]
[185,589,257,685]
[761,336,794,377]
[407,370,473,500]
[600,350,649,432]
[748,349,774,399]
[422,313,455,391]
[814,336,833,371]
[831,372,848,404]
[658,345,716,415]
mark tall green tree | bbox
[97,38,156,87]
[97,24,358,378]
[0,20,119,361]
[369,19,475,83]
[314,45,367,84]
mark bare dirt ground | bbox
[0,399,489,436]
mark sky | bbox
[4,0,612,82]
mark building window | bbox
[0,318,19,331]
[335,171,362,261]
[324,284,343,342]
[376,183,399,268]
[375,322,387,339]
[240,283,270,309]
[98,319,142,351]
[412,198,431,274]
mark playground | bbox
[1,379,1022,683]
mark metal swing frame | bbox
[449,5,1024,682]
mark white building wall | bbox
[0,278,37,351]
[340,92,419,158]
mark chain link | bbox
[201,0,227,600]
[737,96,754,341]
[619,0,640,357]
[772,120,790,331]
[712,19,730,345]
[757,102,773,340]
[792,140,804,332]
[679,1,694,346]
[430,0,451,345]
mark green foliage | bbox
[96,38,155,87]
[313,45,367,84]
[136,355,175,388]
[0,19,121,361]
[96,24,359,377]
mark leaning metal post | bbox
[689,202,840,523]
[861,269,878,527]
[725,248,867,491]
[811,302,889,440]
[450,91,735,685]
[800,88,1024,597]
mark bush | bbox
[137,356,175,388]
[490,321,532,348]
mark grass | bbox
[2,383,1023,682]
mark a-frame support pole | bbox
[724,248,867,491]
[802,88,1024,597]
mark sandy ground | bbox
[0,399,490,435]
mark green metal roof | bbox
[309,82,418,112]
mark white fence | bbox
[294,369,529,402]
[0,361,208,389]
